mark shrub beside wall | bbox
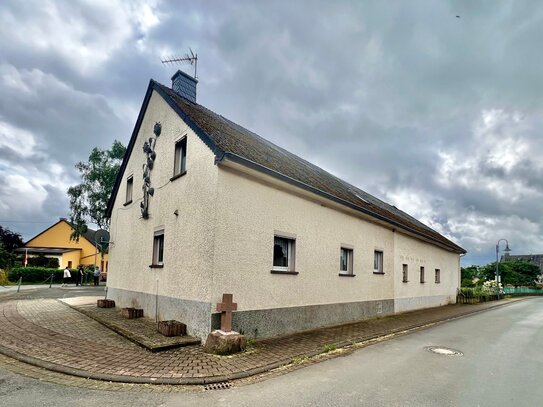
[8,267,73,284]
[26,255,60,269]
[0,269,8,285]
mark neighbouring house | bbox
[106,70,466,341]
[16,218,109,272]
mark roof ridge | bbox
[107,79,465,253]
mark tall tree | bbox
[479,259,540,287]
[0,226,23,269]
[67,140,126,241]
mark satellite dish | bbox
[94,229,110,245]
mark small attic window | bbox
[125,176,133,204]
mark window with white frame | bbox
[402,264,408,283]
[272,236,295,272]
[152,231,164,266]
[435,268,441,283]
[420,266,425,283]
[373,250,383,274]
[173,137,187,177]
[340,248,353,275]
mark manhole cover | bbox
[425,346,463,356]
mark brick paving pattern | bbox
[0,297,527,384]
[18,300,139,349]
[73,304,200,350]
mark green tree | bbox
[479,262,503,282]
[461,265,480,287]
[479,259,540,287]
[506,259,540,287]
[0,226,23,270]
[67,140,126,241]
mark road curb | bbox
[0,297,532,385]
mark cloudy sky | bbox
[1,0,542,265]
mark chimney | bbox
[171,70,198,103]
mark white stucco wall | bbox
[211,165,396,311]
[393,232,459,312]
[108,89,462,338]
[108,91,219,307]
[210,164,461,313]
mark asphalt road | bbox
[171,297,543,407]
[0,296,541,406]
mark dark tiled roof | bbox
[106,79,465,253]
[82,227,97,244]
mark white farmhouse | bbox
[106,70,466,341]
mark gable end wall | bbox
[107,91,219,339]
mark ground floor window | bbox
[420,266,425,283]
[373,250,383,274]
[402,264,408,282]
[340,248,353,275]
[273,236,295,272]
[435,268,440,283]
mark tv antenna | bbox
[161,48,198,79]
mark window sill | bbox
[123,200,133,206]
[149,264,164,269]
[170,171,187,182]
[403,280,409,283]
[339,273,356,277]
[420,281,425,284]
[270,270,298,275]
[373,272,385,275]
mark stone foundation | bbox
[211,299,395,339]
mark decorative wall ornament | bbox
[141,122,161,219]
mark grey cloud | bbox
[1,0,543,265]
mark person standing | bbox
[93,267,100,286]
[77,266,84,286]
[63,266,71,287]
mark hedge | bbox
[7,267,92,284]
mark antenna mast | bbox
[161,48,198,79]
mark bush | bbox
[7,267,76,284]
[461,278,475,288]
[0,269,9,285]
[27,255,60,268]
[460,287,485,297]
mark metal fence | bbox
[457,287,543,304]
[503,287,543,295]
[457,294,499,304]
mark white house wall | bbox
[210,164,460,338]
[107,90,461,341]
[107,91,219,339]
[211,165,397,337]
[393,232,459,313]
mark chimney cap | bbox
[171,69,198,84]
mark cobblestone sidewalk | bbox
[0,297,528,385]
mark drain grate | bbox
[204,381,232,391]
[425,346,463,356]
